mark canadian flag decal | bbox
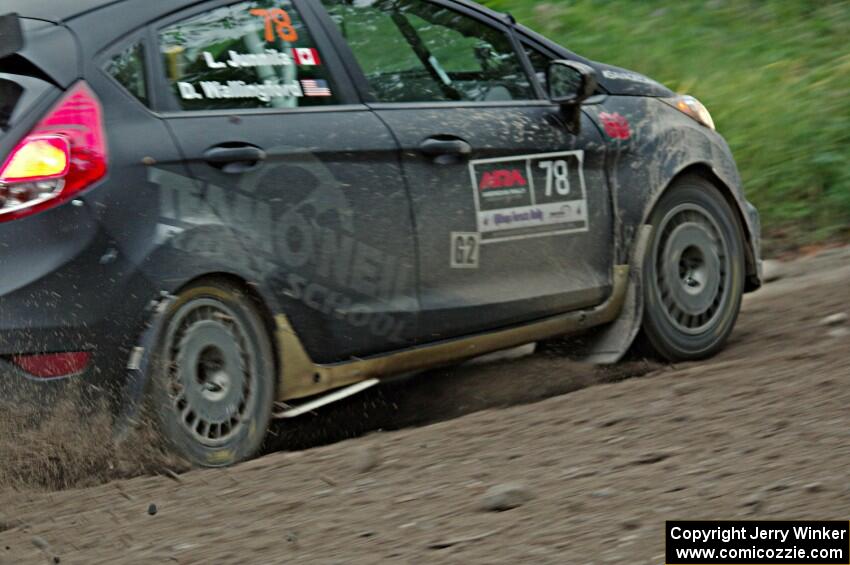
[293,48,321,66]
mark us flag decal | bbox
[301,79,332,97]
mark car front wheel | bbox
[641,175,746,361]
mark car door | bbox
[149,0,419,363]
[315,0,614,340]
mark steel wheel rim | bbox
[652,203,731,335]
[164,298,257,447]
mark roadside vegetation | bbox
[484,0,850,251]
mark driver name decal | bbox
[201,47,319,69]
[469,151,589,242]
[178,79,331,101]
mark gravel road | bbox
[1,247,848,564]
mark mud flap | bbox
[575,224,653,364]
[113,293,175,441]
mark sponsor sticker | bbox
[469,151,589,242]
[599,112,631,140]
[601,69,659,87]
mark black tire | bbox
[640,175,745,361]
[148,280,275,467]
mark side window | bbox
[105,42,149,106]
[320,0,533,103]
[159,1,337,111]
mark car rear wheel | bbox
[149,281,275,467]
[641,175,745,361]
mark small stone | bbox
[591,488,615,498]
[761,259,785,283]
[804,482,824,493]
[741,494,763,512]
[621,519,641,530]
[672,381,701,396]
[354,444,381,473]
[480,483,532,511]
[630,451,672,466]
[31,536,50,551]
[827,327,849,339]
[762,481,791,493]
[147,503,158,516]
[821,313,848,326]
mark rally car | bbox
[0,0,761,466]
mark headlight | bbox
[663,95,715,130]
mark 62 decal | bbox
[250,8,298,42]
[450,232,480,269]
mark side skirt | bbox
[275,265,630,401]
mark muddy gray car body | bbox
[0,0,760,426]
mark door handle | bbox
[419,137,472,164]
[203,144,267,173]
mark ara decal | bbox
[478,168,528,191]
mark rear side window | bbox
[105,42,149,106]
[320,0,533,103]
[159,0,337,111]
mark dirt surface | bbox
[1,247,849,564]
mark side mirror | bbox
[547,60,598,105]
[546,60,597,133]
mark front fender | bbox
[585,97,762,290]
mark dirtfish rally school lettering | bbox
[153,168,414,342]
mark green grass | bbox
[483,0,850,251]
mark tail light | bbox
[10,352,91,379]
[0,81,107,222]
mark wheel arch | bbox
[652,163,761,292]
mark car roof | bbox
[449,0,511,22]
[4,0,128,23]
[9,0,502,23]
